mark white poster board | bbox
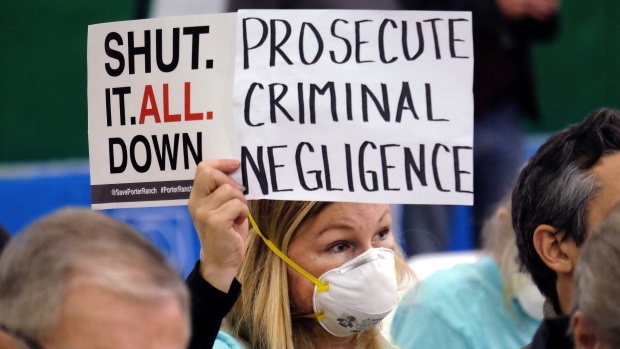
[88,10,473,209]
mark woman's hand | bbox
[188,159,249,293]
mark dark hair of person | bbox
[0,225,10,256]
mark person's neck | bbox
[313,336,356,349]
[556,273,573,315]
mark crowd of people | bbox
[3,2,620,347]
[1,108,620,349]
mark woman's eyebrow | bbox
[317,208,392,236]
[379,208,391,223]
[316,223,355,237]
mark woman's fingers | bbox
[188,159,249,292]
[190,159,243,202]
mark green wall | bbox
[529,1,620,132]
[0,1,135,162]
[1,3,618,162]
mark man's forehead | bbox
[47,283,188,349]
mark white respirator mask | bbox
[248,214,399,337]
[309,247,398,336]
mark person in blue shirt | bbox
[391,194,544,349]
[187,159,415,349]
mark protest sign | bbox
[88,13,236,209]
[232,9,473,205]
[88,10,473,208]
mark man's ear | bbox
[571,311,598,349]
[533,224,574,274]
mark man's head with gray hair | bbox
[570,202,620,348]
[512,108,620,315]
[0,208,190,349]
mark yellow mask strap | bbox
[248,213,329,293]
[299,312,326,321]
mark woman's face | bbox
[286,203,395,314]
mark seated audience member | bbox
[569,203,620,349]
[391,194,544,349]
[186,159,415,349]
[0,208,190,349]
[512,108,620,347]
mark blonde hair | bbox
[225,200,413,349]
[481,194,521,306]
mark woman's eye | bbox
[374,229,389,241]
[328,242,349,253]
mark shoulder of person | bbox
[213,331,246,349]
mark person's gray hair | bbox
[512,108,620,311]
[571,202,620,345]
[0,207,190,342]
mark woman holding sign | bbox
[186,159,414,349]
